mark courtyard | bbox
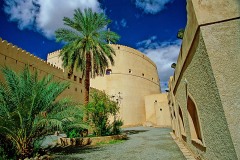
[52,127,186,160]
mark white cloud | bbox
[136,35,158,49]
[114,18,127,30]
[120,19,127,28]
[135,0,173,14]
[137,36,181,91]
[3,0,102,38]
[4,0,38,30]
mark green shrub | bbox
[0,136,16,159]
[112,119,124,135]
[86,91,123,136]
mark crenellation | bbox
[0,38,67,75]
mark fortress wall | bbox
[168,0,240,159]
[0,38,85,104]
[47,50,64,70]
[91,44,161,127]
[201,18,240,159]
[144,93,171,127]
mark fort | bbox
[0,0,239,159]
[0,37,171,128]
[47,44,171,127]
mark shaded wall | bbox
[168,0,240,159]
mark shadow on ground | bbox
[49,129,148,159]
[123,129,148,135]
[50,145,103,155]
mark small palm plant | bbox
[0,66,86,159]
[55,8,120,104]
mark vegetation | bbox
[55,8,120,104]
[86,91,123,136]
[177,28,185,39]
[96,139,125,146]
[0,67,86,159]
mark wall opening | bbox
[187,96,203,142]
[74,75,77,81]
[106,69,112,75]
[178,106,186,137]
[79,78,82,84]
[68,73,71,79]
[129,69,132,73]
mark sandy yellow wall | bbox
[0,38,85,104]
[91,44,161,127]
[145,93,171,127]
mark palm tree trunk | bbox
[84,52,91,105]
[18,139,33,159]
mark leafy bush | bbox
[0,135,16,159]
[112,119,124,135]
[86,91,123,136]
[0,66,86,159]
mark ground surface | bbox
[51,127,186,160]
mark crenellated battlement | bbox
[0,38,63,71]
[48,49,61,57]
[110,44,157,68]
[0,37,85,104]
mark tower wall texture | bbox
[90,44,161,127]
[168,0,240,159]
[0,38,85,104]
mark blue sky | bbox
[0,0,187,91]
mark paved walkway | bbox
[170,132,196,160]
[52,127,187,160]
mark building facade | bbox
[48,44,171,127]
[168,0,240,159]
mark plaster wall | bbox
[201,19,240,159]
[171,30,237,160]
[167,0,240,159]
[91,44,161,127]
[145,93,171,127]
[47,50,64,71]
[0,38,85,104]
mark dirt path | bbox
[52,127,186,160]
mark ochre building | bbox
[48,44,171,127]
[168,0,240,159]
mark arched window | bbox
[106,69,112,75]
[178,106,186,140]
[187,96,203,142]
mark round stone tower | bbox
[91,44,161,127]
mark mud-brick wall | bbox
[0,38,85,104]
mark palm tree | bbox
[55,8,120,104]
[0,66,86,159]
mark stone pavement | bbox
[53,127,187,160]
[170,132,196,160]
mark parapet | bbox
[110,44,157,69]
[0,38,63,71]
